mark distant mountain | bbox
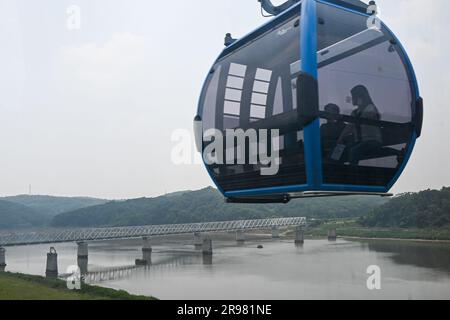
[1,195,108,218]
[360,188,450,228]
[51,187,388,228]
[0,200,48,229]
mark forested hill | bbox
[6,187,450,230]
[51,187,387,228]
[1,195,107,218]
[0,200,48,229]
[360,187,450,228]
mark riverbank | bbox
[299,220,450,242]
[0,272,156,300]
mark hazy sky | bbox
[0,0,449,199]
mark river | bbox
[3,234,450,300]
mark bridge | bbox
[0,217,306,247]
[0,217,307,276]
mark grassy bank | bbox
[0,272,156,300]
[301,220,450,241]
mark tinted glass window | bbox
[199,12,305,192]
[317,2,415,186]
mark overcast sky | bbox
[0,0,448,199]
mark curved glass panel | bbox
[317,2,415,186]
[199,12,304,192]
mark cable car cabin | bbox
[195,0,423,204]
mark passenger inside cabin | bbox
[321,103,346,160]
[338,85,383,165]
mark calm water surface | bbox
[3,235,450,300]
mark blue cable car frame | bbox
[197,0,422,202]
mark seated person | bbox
[320,103,346,160]
[338,85,383,165]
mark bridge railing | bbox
[0,217,306,246]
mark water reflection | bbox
[83,254,202,284]
[202,254,213,266]
[364,240,450,275]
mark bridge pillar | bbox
[0,247,6,272]
[295,226,304,245]
[77,242,88,259]
[77,242,89,275]
[202,238,213,256]
[328,229,337,241]
[136,237,152,266]
[194,232,203,249]
[45,247,58,278]
[236,230,245,244]
[271,227,280,239]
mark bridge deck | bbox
[0,217,306,246]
